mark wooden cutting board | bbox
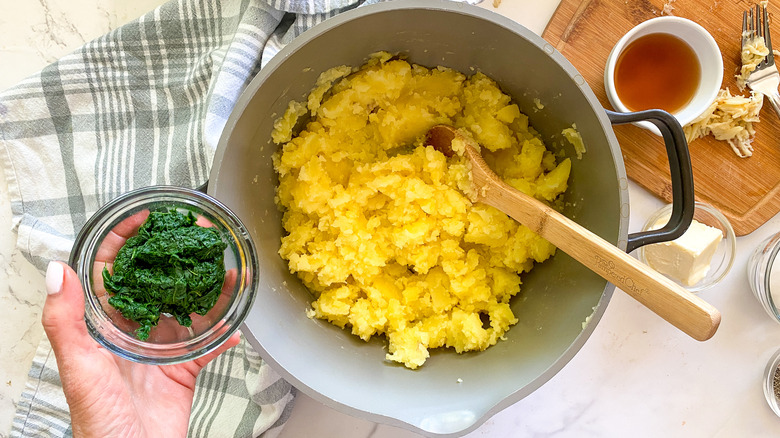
[542,0,780,236]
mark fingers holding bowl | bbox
[91,210,151,335]
[146,267,238,343]
[189,268,238,334]
[94,209,150,263]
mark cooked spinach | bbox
[102,209,227,340]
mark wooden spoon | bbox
[425,125,720,341]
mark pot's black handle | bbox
[195,180,209,193]
[606,109,694,253]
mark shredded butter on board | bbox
[661,0,677,16]
[683,88,763,158]
[737,34,770,91]
[682,23,773,158]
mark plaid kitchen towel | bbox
[0,0,395,436]
[0,0,372,270]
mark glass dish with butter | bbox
[637,202,736,292]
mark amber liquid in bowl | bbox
[614,32,701,113]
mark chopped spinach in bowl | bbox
[102,209,228,341]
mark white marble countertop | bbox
[0,2,170,435]
[3,1,780,437]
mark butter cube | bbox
[643,217,723,286]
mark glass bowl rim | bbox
[69,185,258,365]
[764,346,780,417]
[637,201,736,293]
[753,231,780,323]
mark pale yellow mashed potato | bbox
[272,52,572,369]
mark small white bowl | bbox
[604,17,723,135]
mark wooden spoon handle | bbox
[481,178,721,341]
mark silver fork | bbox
[744,4,780,117]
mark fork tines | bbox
[744,4,775,68]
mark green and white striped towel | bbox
[0,0,370,436]
[0,0,369,270]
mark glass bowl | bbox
[748,231,780,324]
[764,347,780,417]
[69,186,258,365]
[637,202,736,293]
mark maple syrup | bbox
[614,32,701,114]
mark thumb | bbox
[42,261,93,356]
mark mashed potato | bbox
[272,52,572,369]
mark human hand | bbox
[42,210,241,438]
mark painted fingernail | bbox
[45,261,64,295]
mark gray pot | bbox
[209,1,694,436]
